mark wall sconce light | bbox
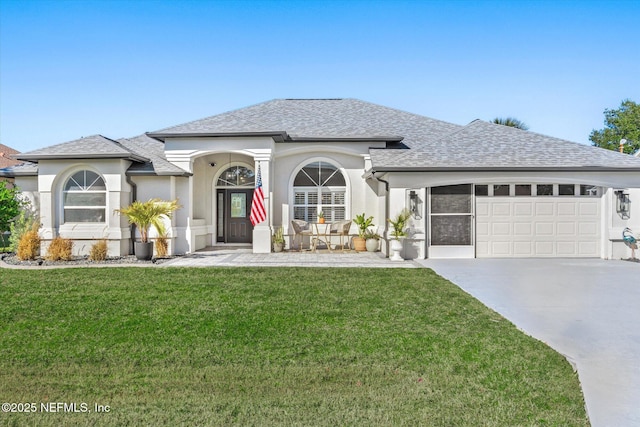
[409,190,422,219]
[209,162,217,167]
[615,190,631,220]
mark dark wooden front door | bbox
[217,189,253,243]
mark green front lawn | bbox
[0,267,588,426]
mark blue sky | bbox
[1,0,638,153]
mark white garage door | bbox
[476,197,601,257]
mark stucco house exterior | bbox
[2,98,640,259]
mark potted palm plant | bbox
[387,208,410,261]
[352,213,374,252]
[115,198,180,260]
[317,210,325,224]
[272,226,285,252]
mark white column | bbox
[253,155,272,253]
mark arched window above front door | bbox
[293,161,346,222]
[63,170,106,223]
[216,166,255,187]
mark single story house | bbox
[3,98,640,259]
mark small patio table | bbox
[311,223,333,252]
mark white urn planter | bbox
[389,238,404,261]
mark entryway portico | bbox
[159,139,274,254]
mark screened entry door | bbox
[217,189,253,243]
[428,184,475,258]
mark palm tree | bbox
[492,117,529,130]
[115,198,180,243]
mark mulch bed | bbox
[0,253,179,267]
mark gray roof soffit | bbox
[146,131,403,144]
[146,131,290,142]
[286,135,404,143]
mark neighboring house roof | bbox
[15,135,150,163]
[0,143,21,169]
[118,134,191,176]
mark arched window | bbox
[293,161,346,222]
[216,165,255,187]
[63,170,106,223]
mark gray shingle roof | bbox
[16,135,149,163]
[150,98,640,170]
[118,134,190,176]
[8,99,640,174]
[370,119,640,170]
[148,98,461,143]
[0,134,189,178]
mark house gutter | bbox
[125,175,138,255]
[369,166,640,172]
[370,171,391,255]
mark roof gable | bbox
[118,134,190,176]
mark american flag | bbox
[250,165,266,226]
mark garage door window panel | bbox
[536,185,554,196]
[493,185,510,196]
[515,185,532,196]
[559,184,575,196]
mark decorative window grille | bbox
[293,161,346,222]
[63,170,106,223]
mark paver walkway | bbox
[161,248,418,268]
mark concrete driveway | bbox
[418,258,640,427]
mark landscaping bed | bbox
[0,253,178,266]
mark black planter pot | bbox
[134,241,154,261]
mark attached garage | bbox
[475,185,601,258]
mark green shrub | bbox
[9,209,39,253]
[45,236,73,261]
[16,222,40,260]
[89,239,108,261]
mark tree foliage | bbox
[589,99,640,154]
[0,181,23,233]
[492,117,529,130]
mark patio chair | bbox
[330,220,352,252]
[291,220,313,251]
